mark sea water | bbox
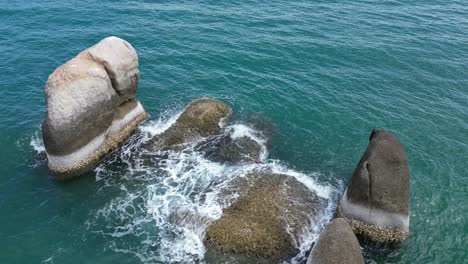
[0,0,467,263]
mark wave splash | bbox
[81,109,339,263]
[30,130,46,154]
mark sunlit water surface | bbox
[0,0,467,263]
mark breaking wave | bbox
[30,130,46,154]
[81,109,341,263]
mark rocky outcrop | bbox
[42,36,148,180]
[205,172,326,262]
[197,133,264,163]
[337,129,410,243]
[307,218,364,264]
[146,98,231,149]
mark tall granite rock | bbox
[338,129,410,242]
[42,36,148,180]
[307,218,364,264]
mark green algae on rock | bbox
[205,172,326,262]
[147,98,232,149]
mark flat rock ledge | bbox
[42,36,148,180]
[205,172,326,262]
[307,218,364,264]
[337,129,410,243]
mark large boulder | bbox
[146,98,232,149]
[42,36,148,180]
[337,129,410,242]
[307,218,364,264]
[205,173,326,262]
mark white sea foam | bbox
[139,109,183,140]
[226,123,269,162]
[268,161,333,199]
[228,123,266,144]
[87,110,339,264]
[30,131,45,154]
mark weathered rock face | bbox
[197,133,264,163]
[307,218,364,264]
[42,36,148,180]
[147,98,231,149]
[205,173,326,262]
[337,129,410,242]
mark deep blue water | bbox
[0,0,467,263]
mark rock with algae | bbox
[205,172,326,262]
[145,98,232,150]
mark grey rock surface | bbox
[338,129,410,242]
[197,133,264,163]
[307,218,364,264]
[42,36,148,179]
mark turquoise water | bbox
[1,0,467,263]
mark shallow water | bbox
[1,0,467,263]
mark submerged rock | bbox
[146,98,231,149]
[196,118,273,163]
[205,173,326,262]
[206,135,263,162]
[42,36,148,180]
[197,132,264,163]
[307,218,364,264]
[245,114,277,146]
[337,129,410,243]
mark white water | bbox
[139,109,183,141]
[226,123,269,162]
[30,130,45,154]
[66,109,341,263]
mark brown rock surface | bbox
[147,98,231,149]
[205,173,326,262]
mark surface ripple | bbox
[0,0,467,263]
